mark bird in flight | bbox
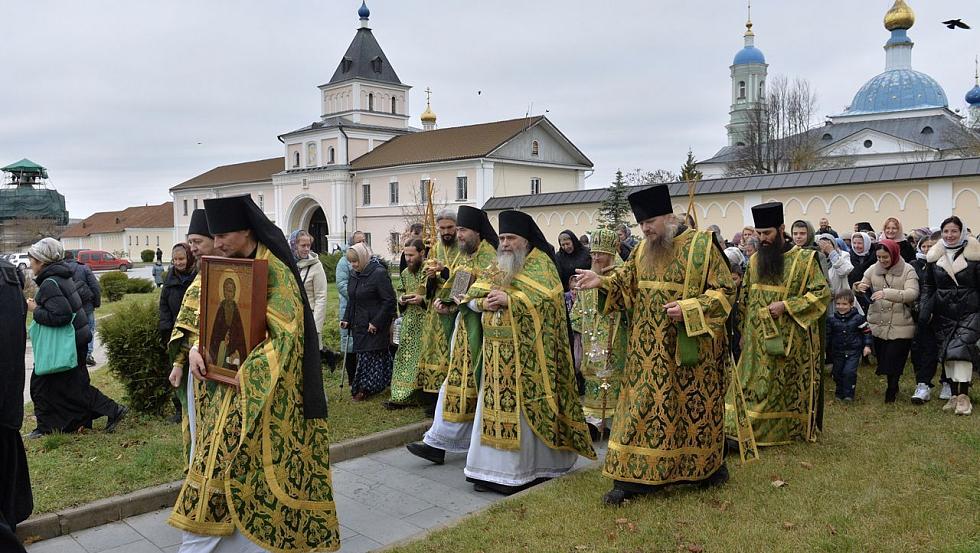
[942,19,971,29]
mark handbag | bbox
[29,278,79,375]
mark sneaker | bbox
[911,383,931,405]
[86,355,97,367]
[942,396,958,412]
[939,382,952,400]
[955,394,973,416]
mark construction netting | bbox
[0,186,69,224]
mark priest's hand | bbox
[433,299,451,315]
[189,347,207,381]
[485,290,509,311]
[664,301,684,322]
[573,269,601,290]
[424,260,445,279]
[768,301,787,317]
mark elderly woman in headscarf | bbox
[24,238,126,437]
[556,229,591,292]
[159,242,196,422]
[340,242,397,401]
[881,217,916,263]
[848,231,876,313]
[816,233,854,296]
[289,230,330,358]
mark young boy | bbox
[826,289,873,401]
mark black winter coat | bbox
[343,260,396,352]
[64,259,101,310]
[826,308,872,356]
[919,238,980,363]
[159,268,197,332]
[0,259,27,431]
[33,262,92,349]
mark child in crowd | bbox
[826,289,872,401]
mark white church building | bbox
[170,2,592,256]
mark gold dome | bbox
[884,0,915,31]
[420,103,437,123]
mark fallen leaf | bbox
[827,524,838,536]
[800,461,813,470]
[687,546,704,553]
[574,546,590,551]
[115,454,123,460]
[607,531,617,542]
[627,522,637,532]
[771,479,788,488]
[88,456,98,462]
[782,522,796,530]
[615,518,629,525]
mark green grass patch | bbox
[387,367,980,553]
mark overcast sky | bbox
[1,0,977,218]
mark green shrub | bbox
[98,298,171,416]
[320,252,343,283]
[125,278,155,294]
[100,272,129,302]
[140,249,155,263]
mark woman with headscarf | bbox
[848,231,876,313]
[341,242,397,401]
[816,233,854,296]
[919,216,979,416]
[289,230,330,359]
[855,239,919,403]
[25,238,126,437]
[159,242,196,422]
[555,229,591,292]
[881,217,916,263]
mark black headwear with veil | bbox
[203,195,328,419]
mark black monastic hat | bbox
[751,201,784,230]
[628,184,673,222]
[855,221,875,233]
[202,195,327,420]
[187,209,212,238]
[498,210,557,266]
[457,205,498,248]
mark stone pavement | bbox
[26,443,599,553]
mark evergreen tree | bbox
[679,149,703,182]
[598,170,632,230]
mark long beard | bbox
[639,229,675,274]
[496,248,527,287]
[459,234,478,255]
[756,236,786,283]
[440,233,457,247]
[407,259,422,273]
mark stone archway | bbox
[286,195,330,254]
[308,207,329,254]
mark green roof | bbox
[2,158,48,178]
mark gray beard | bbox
[496,248,527,287]
[639,230,674,273]
[459,235,478,255]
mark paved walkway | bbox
[23,322,109,405]
[26,443,599,553]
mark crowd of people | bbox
[3,184,978,551]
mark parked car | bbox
[77,250,133,272]
[8,252,31,270]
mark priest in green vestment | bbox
[575,185,736,505]
[728,201,830,447]
[167,195,338,552]
[461,210,596,495]
[386,239,428,407]
[570,228,628,436]
[406,205,499,464]
[416,211,463,402]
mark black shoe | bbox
[106,406,129,433]
[473,482,492,492]
[86,355,97,367]
[167,412,182,424]
[588,424,601,442]
[698,464,730,489]
[724,437,739,457]
[405,442,445,465]
[382,400,409,410]
[321,349,339,371]
[25,429,46,439]
[602,488,637,506]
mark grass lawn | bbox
[23,284,425,514]
[388,367,980,553]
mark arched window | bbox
[391,97,397,114]
[921,126,934,135]
[758,80,765,99]
[368,93,374,111]
[738,81,746,100]
[531,140,539,156]
[822,133,833,141]
[293,152,300,168]
[328,147,335,164]
[307,143,316,166]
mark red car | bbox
[76,250,132,272]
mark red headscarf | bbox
[878,239,901,269]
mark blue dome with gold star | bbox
[844,69,948,115]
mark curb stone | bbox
[17,418,432,544]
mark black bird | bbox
[943,19,971,29]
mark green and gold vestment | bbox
[570,282,628,422]
[465,248,596,459]
[600,229,735,485]
[168,245,339,553]
[416,241,462,392]
[728,244,830,446]
[389,267,427,404]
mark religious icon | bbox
[199,256,269,386]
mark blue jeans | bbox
[86,309,95,357]
[832,352,860,399]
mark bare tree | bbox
[940,120,980,158]
[725,76,851,176]
[624,168,678,187]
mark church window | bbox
[420,179,431,204]
[822,133,833,141]
[362,183,371,205]
[456,177,468,201]
[145,235,149,246]
[193,199,199,210]
[182,199,188,216]
[363,233,372,247]
[328,147,336,164]
[307,143,317,166]
[391,97,397,114]
[341,57,353,73]
[738,81,746,99]
[759,80,765,98]
[156,236,160,247]
[128,235,132,246]
[735,141,746,147]
[389,181,399,204]
[530,178,541,195]
[368,93,374,111]
[293,152,300,168]
[531,140,539,156]
[258,194,264,210]
[371,56,383,74]
[390,232,400,254]
[921,126,934,135]
[863,139,873,148]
